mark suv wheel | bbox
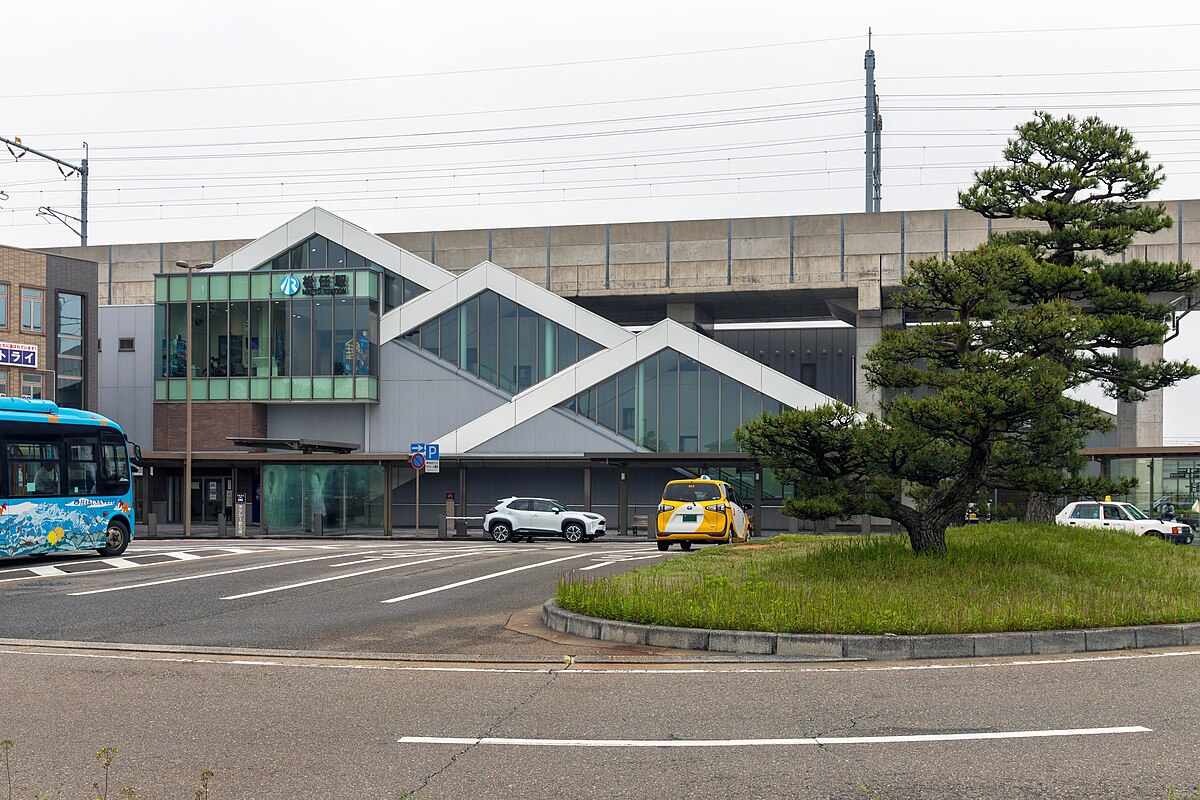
[490,522,513,543]
[563,522,585,543]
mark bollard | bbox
[438,514,448,539]
[217,513,227,538]
[455,517,468,537]
[312,513,323,536]
[146,512,158,539]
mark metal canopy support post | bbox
[618,468,629,535]
[753,469,763,538]
[583,467,592,512]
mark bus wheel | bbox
[98,520,129,557]
[680,542,692,551]
[657,542,669,552]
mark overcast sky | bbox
[3,0,1200,438]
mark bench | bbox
[631,514,649,535]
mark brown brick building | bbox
[0,244,98,409]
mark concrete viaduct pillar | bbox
[852,283,902,418]
[1117,345,1164,448]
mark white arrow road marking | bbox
[399,726,1152,747]
[68,553,352,596]
[220,551,492,600]
[380,551,628,604]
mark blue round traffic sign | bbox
[410,452,425,469]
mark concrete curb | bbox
[542,601,1200,661]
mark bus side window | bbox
[67,440,98,495]
[6,440,62,497]
[100,434,130,494]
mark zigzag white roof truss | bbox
[204,207,842,455]
[210,207,456,293]
[435,318,842,454]
[379,261,632,349]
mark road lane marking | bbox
[29,565,66,576]
[67,553,353,595]
[380,551,620,604]
[161,551,204,561]
[580,553,667,571]
[100,558,139,569]
[398,726,1153,747]
[220,551,492,600]
[1,646,1199,675]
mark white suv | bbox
[1055,501,1195,545]
[484,498,607,544]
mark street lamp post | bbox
[176,260,213,537]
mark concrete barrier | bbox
[541,600,1200,661]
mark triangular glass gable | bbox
[403,289,601,394]
[253,234,426,312]
[560,348,785,453]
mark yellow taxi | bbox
[655,476,751,551]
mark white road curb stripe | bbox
[398,726,1152,747]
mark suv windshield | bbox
[662,483,722,502]
[1119,503,1148,520]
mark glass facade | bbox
[259,234,425,313]
[404,289,602,394]
[152,235,424,402]
[1106,456,1200,517]
[56,292,84,409]
[261,463,386,533]
[562,348,785,452]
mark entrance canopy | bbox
[226,437,359,454]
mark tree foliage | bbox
[736,113,1198,555]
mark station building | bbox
[79,200,1200,534]
[100,208,839,535]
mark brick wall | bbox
[0,246,50,400]
[153,402,267,451]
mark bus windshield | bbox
[0,399,135,559]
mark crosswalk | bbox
[0,540,673,594]
[0,544,342,584]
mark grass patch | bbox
[556,523,1200,634]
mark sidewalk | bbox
[138,522,653,543]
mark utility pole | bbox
[1,136,89,245]
[864,30,882,212]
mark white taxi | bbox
[1055,501,1194,545]
[655,476,751,552]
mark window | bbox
[1070,504,1100,520]
[66,441,98,496]
[507,499,532,511]
[56,292,84,409]
[0,283,8,328]
[1102,505,1129,521]
[21,287,44,332]
[662,483,722,503]
[7,441,61,497]
[0,370,6,396]
[100,434,130,494]
[118,337,135,352]
[21,373,42,400]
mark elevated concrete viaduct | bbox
[55,200,1200,446]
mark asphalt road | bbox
[3,538,1198,798]
[0,538,683,657]
[0,642,1196,798]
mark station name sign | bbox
[280,273,350,297]
[0,341,37,368]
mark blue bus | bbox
[0,398,139,559]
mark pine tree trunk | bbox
[1026,492,1055,524]
[905,516,949,556]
